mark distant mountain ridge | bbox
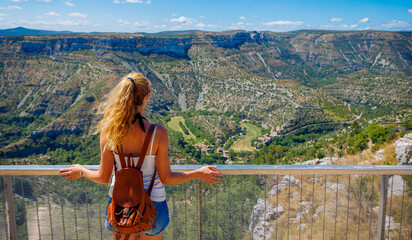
[0,27,73,36]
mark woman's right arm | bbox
[155,125,222,185]
[59,130,114,184]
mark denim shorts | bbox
[105,197,170,236]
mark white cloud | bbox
[17,19,88,27]
[200,16,204,19]
[145,0,151,3]
[170,16,187,23]
[240,16,246,20]
[263,20,304,27]
[153,24,166,28]
[63,1,74,6]
[359,17,369,23]
[126,0,143,3]
[36,16,44,19]
[330,18,342,22]
[133,20,150,27]
[339,24,358,29]
[38,0,52,2]
[408,9,412,14]
[113,0,121,3]
[195,23,218,29]
[380,20,410,29]
[118,19,130,25]
[46,11,60,16]
[11,0,28,2]
[69,12,88,18]
[170,16,196,25]
[7,5,22,10]
[236,22,244,26]
[58,20,88,26]
[0,13,9,17]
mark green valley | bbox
[0,30,410,165]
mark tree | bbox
[353,132,368,151]
[402,118,412,130]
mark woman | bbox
[59,72,222,240]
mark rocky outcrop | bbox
[375,149,385,162]
[21,42,52,55]
[395,133,412,165]
[28,125,82,139]
[249,198,283,240]
[296,157,345,165]
[19,32,266,58]
[387,175,406,196]
[206,31,263,48]
[20,36,193,58]
[326,182,345,191]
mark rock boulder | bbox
[395,133,412,165]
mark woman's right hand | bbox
[197,166,222,184]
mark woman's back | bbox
[117,122,160,157]
[109,123,166,202]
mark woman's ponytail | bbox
[96,72,151,150]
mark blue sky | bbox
[0,0,411,33]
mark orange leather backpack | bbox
[107,124,157,239]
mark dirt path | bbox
[26,204,48,240]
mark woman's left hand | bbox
[197,166,222,184]
[59,164,84,181]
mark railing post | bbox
[377,175,388,240]
[198,179,203,240]
[3,176,17,240]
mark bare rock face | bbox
[21,36,193,58]
[326,182,345,191]
[296,157,345,165]
[387,175,406,197]
[375,149,385,162]
[395,133,412,165]
[281,175,300,185]
[249,198,284,240]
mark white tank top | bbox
[109,125,166,202]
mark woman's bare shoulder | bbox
[153,124,168,145]
[154,124,168,136]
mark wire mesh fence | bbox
[0,169,411,240]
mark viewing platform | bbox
[1,165,411,240]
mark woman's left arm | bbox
[59,131,114,184]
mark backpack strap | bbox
[136,124,156,169]
[136,124,157,196]
[147,168,156,196]
[116,145,128,169]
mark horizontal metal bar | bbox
[0,165,411,176]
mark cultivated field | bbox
[231,122,261,152]
[167,116,197,141]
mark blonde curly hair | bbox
[96,72,151,151]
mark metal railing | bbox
[0,165,411,240]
